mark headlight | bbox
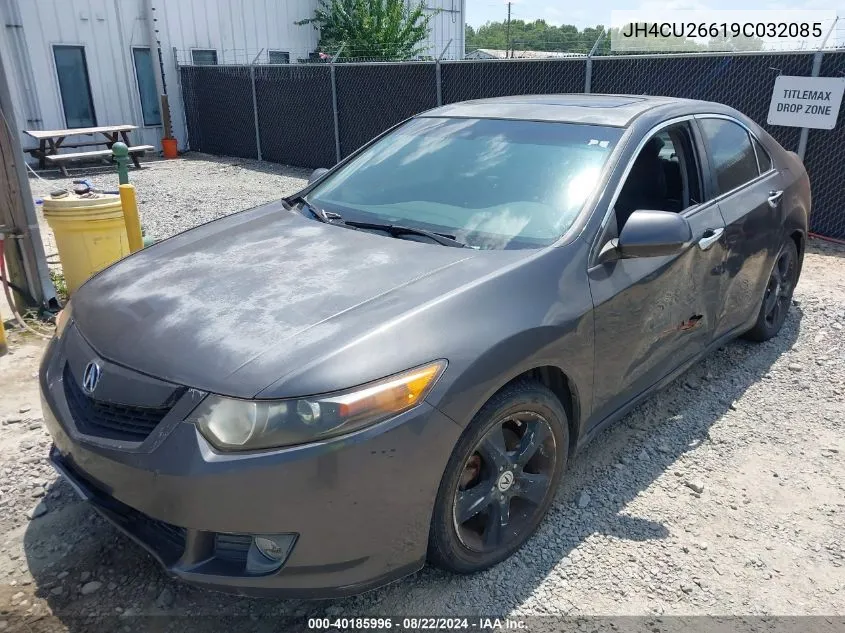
[190,360,446,451]
[55,302,72,339]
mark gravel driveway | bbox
[27,154,313,267]
[2,154,843,631]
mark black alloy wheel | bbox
[428,381,568,573]
[744,239,798,342]
[452,412,556,553]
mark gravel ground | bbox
[2,156,844,631]
[27,153,312,265]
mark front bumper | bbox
[39,330,462,598]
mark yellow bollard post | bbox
[0,306,7,357]
[119,184,143,253]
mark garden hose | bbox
[0,234,53,340]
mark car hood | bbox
[71,202,527,398]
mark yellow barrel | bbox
[42,192,130,296]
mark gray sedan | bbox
[40,94,809,597]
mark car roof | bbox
[420,94,719,128]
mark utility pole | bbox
[0,47,56,309]
[143,0,171,141]
[505,2,512,59]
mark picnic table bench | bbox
[24,125,154,176]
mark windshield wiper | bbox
[342,220,466,248]
[294,200,466,248]
[290,195,342,224]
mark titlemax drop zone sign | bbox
[767,75,845,130]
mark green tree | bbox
[464,20,766,56]
[466,20,608,55]
[298,0,437,60]
[705,35,764,51]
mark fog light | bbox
[245,533,298,576]
[254,535,293,561]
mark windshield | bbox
[307,117,623,250]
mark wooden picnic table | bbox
[24,124,146,176]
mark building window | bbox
[53,45,96,128]
[132,48,162,126]
[268,50,290,64]
[191,49,218,65]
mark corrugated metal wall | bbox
[1,0,464,157]
[419,0,465,59]
[3,0,323,153]
[155,0,320,65]
[153,0,320,151]
[8,0,161,150]
[2,0,470,157]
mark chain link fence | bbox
[255,65,336,167]
[335,63,438,159]
[180,66,258,159]
[803,50,845,239]
[591,54,815,150]
[179,49,845,239]
[441,58,586,104]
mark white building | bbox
[0,0,465,155]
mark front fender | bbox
[426,320,594,437]
[423,241,596,438]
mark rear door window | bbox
[753,138,773,173]
[699,118,760,194]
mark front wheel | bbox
[743,238,798,342]
[427,381,568,574]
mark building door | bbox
[53,45,96,128]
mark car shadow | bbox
[22,307,801,630]
[807,237,845,260]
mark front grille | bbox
[214,533,253,563]
[62,364,171,442]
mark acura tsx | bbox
[40,94,809,598]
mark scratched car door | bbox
[588,121,728,426]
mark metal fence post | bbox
[585,29,606,94]
[797,17,838,161]
[250,64,262,161]
[436,40,453,107]
[330,44,345,164]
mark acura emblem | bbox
[82,361,101,394]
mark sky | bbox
[465,0,844,30]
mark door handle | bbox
[698,227,724,251]
[768,190,784,208]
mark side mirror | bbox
[618,210,691,259]
[308,167,329,184]
[599,210,691,263]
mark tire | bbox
[427,380,569,574]
[743,238,799,342]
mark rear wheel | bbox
[427,381,568,573]
[743,239,798,342]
